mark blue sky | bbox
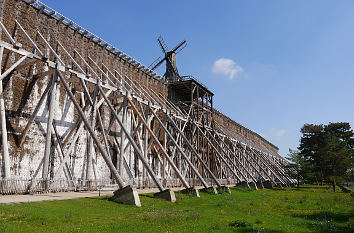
[42,0,354,157]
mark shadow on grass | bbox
[139,194,155,199]
[231,188,254,192]
[228,220,286,233]
[296,186,326,190]
[237,228,285,233]
[293,211,354,233]
[274,185,333,192]
[293,211,354,222]
[84,196,111,201]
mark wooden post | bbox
[218,135,267,183]
[149,107,210,188]
[205,130,254,184]
[0,46,10,178]
[86,84,98,186]
[127,98,190,188]
[57,69,126,189]
[19,81,52,147]
[119,96,128,176]
[97,85,165,192]
[42,70,57,184]
[164,111,222,188]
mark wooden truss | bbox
[0,9,295,203]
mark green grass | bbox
[0,185,353,232]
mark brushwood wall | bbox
[0,0,167,179]
[0,0,280,180]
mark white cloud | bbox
[212,58,244,80]
[270,128,286,137]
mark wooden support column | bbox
[42,70,57,182]
[0,46,10,178]
[251,149,290,186]
[164,112,222,188]
[244,146,283,186]
[127,99,190,189]
[57,69,126,189]
[97,85,165,192]
[219,136,267,183]
[119,96,128,175]
[19,81,52,147]
[86,84,98,182]
[194,124,243,183]
[151,108,211,188]
[208,132,257,185]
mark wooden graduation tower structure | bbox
[0,0,294,205]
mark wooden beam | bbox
[97,85,165,192]
[0,55,27,81]
[86,84,98,181]
[15,20,44,57]
[164,112,222,188]
[57,69,126,189]
[127,98,190,189]
[19,79,52,147]
[42,71,57,183]
[149,106,210,188]
[0,46,10,178]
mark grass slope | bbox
[0,185,353,233]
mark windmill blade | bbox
[157,35,168,54]
[148,56,162,69]
[172,40,187,54]
[151,56,166,70]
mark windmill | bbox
[149,36,187,82]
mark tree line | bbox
[286,122,354,192]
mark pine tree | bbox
[298,122,354,191]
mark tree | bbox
[322,123,354,192]
[298,124,325,184]
[298,122,354,192]
[285,149,304,188]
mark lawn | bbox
[0,185,353,233]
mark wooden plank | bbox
[0,46,10,178]
[42,71,57,183]
[149,106,210,188]
[15,20,44,57]
[0,22,17,46]
[164,112,222,188]
[0,55,27,81]
[19,79,52,147]
[97,85,165,192]
[86,84,98,181]
[57,69,126,189]
[127,98,190,188]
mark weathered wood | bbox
[19,80,52,147]
[149,106,209,188]
[251,148,289,186]
[164,111,222,188]
[42,71,57,181]
[0,55,27,81]
[204,130,253,185]
[0,22,17,46]
[0,3,292,196]
[57,69,126,189]
[217,134,266,183]
[119,96,127,175]
[15,20,44,57]
[37,31,64,65]
[127,98,190,189]
[0,46,10,178]
[51,123,74,185]
[86,84,98,181]
[98,86,165,191]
